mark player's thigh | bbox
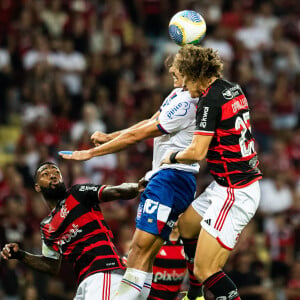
[178,204,202,239]
[127,228,164,269]
[74,272,123,300]
[194,229,231,281]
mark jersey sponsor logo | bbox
[228,290,239,299]
[153,270,185,282]
[79,185,98,192]
[199,106,209,128]
[60,204,69,218]
[222,85,241,100]
[143,199,159,214]
[58,224,83,246]
[166,102,190,119]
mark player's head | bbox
[34,162,67,201]
[166,54,184,88]
[174,45,223,97]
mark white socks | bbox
[138,272,153,299]
[113,268,153,300]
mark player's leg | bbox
[194,229,240,299]
[178,205,204,300]
[194,181,260,299]
[114,229,164,300]
[114,169,196,300]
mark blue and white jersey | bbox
[150,88,199,178]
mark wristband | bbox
[9,248,25,260]
[170,151,180,164]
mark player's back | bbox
[196,79,262,188]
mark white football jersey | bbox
[148,88,200,179]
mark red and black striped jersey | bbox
[195,79,262,188]
[40,184,125,284]
[148,239,186,300]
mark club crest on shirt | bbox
[60,204,69,218]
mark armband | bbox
[170,151,180,164]
[10,248,25,260]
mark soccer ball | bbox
[168,10,206,46]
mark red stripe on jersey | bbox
[202,86,212,97]
[209,163,259,176]
[75,240,114,261]
[210,143,240,153]
[43,195,80,235]
[194,131,214,136]
[232,176,262,188]
[62,211,97,235]
[151,282,181,292]
[207,152,257,163]
[78,255,123,280]
[221,95,249,121]
[156,245,185,260]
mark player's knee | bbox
[178,218,198,239]
[194,260,221,282]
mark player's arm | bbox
[101,182,144,202]
[61,117,163,161]
[1,243,61,276]
[91,111,160,145]
[163,134,213,164]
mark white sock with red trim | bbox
[138,272,153,299]
[113,268,147,300]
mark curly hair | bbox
[174,45,223,82]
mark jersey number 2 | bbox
[235,112,255,157]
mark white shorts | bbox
[192,180,260,250]
[74,270,124,300]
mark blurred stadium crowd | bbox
[0,0,299,299]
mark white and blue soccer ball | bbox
[168,10,206,46]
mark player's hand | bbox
[138,177,148,193]
[1,243,20,260]
[91,131,109,146]
[59,150,92,161]
[160,151,173,165]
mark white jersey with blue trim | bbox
[148,88,200,179]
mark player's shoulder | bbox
[210,79,242,97]
[203,78,242,105]
[165,88,196,103]
[69,184,99,193]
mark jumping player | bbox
[162,45,262,300]
[60,57,202,300]
[0,161,142,300]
